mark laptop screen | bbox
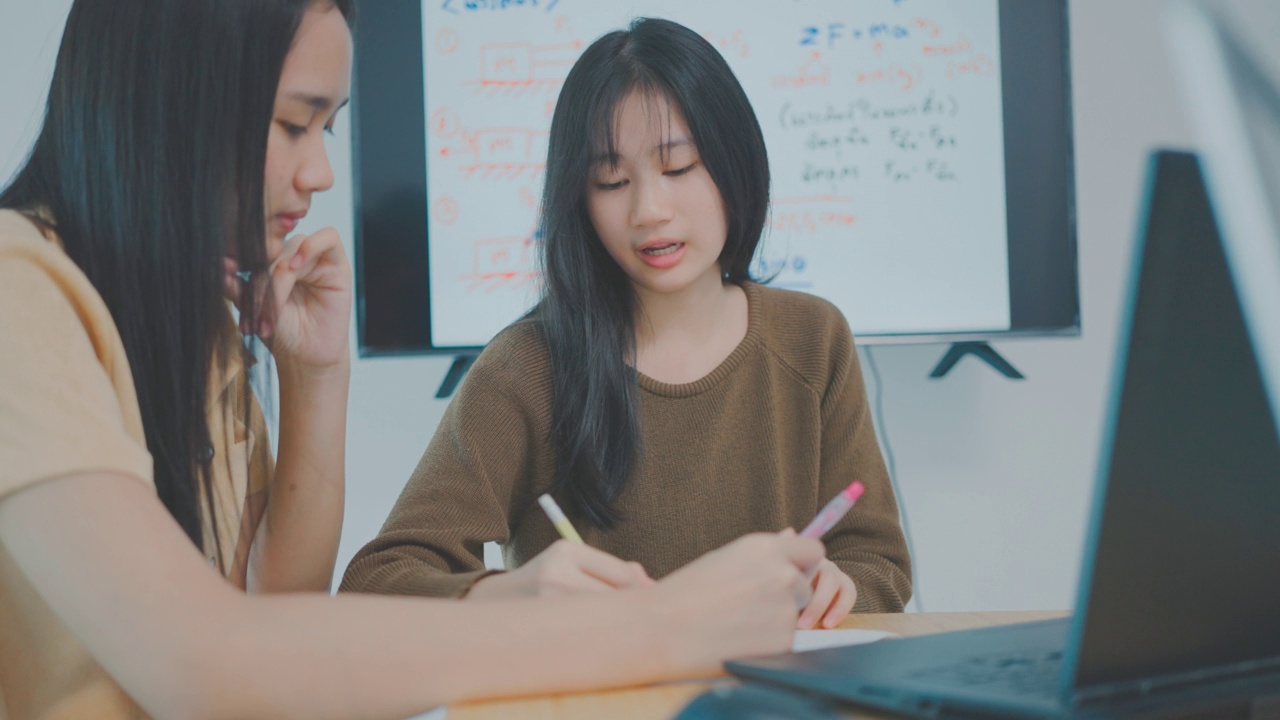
[1062,146,1280,694]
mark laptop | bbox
[726,135,1280,720]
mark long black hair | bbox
[535,17,771,528]
[0,0,354,557]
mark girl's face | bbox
[586,91,729,299]
[263,4,351,261]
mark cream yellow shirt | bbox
[0,210,273,719]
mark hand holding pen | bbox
[798,480,866,629]
[465,495,652,600]
[534,486,865,629]
[546,494,827,665]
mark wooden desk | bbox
[451,610,1068,720]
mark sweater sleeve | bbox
[339,331,548,598]
[818,314,913,612]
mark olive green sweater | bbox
[341,282,913,612]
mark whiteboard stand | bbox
[928,342,1024,380]
[436,354,477,399]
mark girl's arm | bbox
[0,471,821,720]
[338,343,531,597]
[817,318,914,613]
[228,228,351,593]
[246,357,349,592]
[340,327,648,599]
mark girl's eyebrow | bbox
[654,138,694,154]
[285,92,350,112]
[590,138,694,165]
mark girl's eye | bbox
[666,162,699,177]
[280,121,307,138]
[595,179,626,191]
[324,123,336,137]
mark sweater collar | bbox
[636,281,764,398]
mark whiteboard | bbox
[421,0,1011,348]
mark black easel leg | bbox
[928,342,1024,379]
[436,354,477,398]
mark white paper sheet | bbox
[792,628,898,652]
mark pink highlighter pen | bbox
[799,480,866,539]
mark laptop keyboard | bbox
[910,649,1064,697]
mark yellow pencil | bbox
[537,493,584,544]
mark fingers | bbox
[275,228,345,285]
[581,555,653,590]
[773,533,822,611]
[775,530,825,578]
[798,563,840,629]
[266,230,347,334]
[711,532,821,609]
[528,541,652,596]
[796,561,858,629]
[223,251,279,336]
[265,235,306,331]
[821,577,857,629]
[539,569,619,595]
[221,229,349,340]
[561,542,652,590]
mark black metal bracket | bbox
[435,354,477,398]
[929,341,1024,380]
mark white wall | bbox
[4,0,1255,612]
[0,0,68,179]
